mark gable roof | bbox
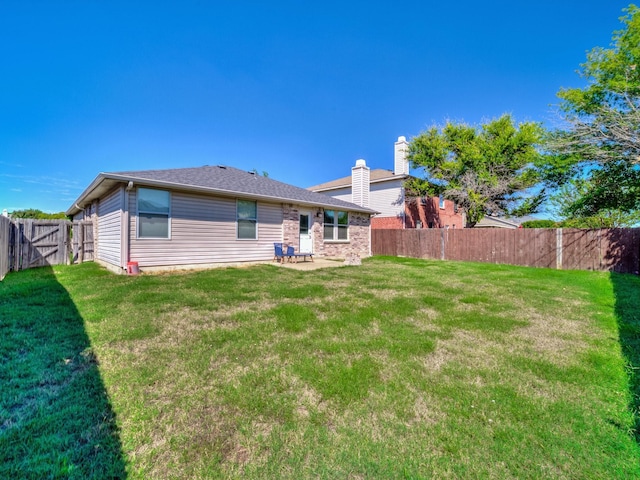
[474,216,520,228]
[66,165,378,216]
[308,169,410,192]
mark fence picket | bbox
[372,228,640,274]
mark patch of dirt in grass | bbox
[292,382,326,419]
[513,310,593,364]
[212,354,282,389]
[143,403,250,478]
[321,279,352,290]
[158,310,237,340]
[369,288,405,301]
[415,307,439,323]
[421,330,501,373]
[412,394,447,426]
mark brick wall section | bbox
[313,211,371,259]
[283,205,371,259]
[405,197,464,229]
[371,216,404,229]
[282,203,300,250]
[370,197,464,230]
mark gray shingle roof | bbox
[67,165,378,216]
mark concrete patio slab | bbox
[276,257,348,271]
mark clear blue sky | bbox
[0,1,633,213]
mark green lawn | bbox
[1,257,639,479]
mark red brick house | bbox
[308,136,465,229]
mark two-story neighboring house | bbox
[308,136,465,229]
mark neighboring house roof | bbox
[474,216,521,228]
[66,165,379,216]
[308,169,410,192]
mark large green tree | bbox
[406,114,544,227]
[545,4,640,217]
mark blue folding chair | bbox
[273,243,285,263]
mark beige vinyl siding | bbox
[97,186,123,268]
[370,180,405,217]
[129,190,283,267]
[322,187,351,204]
[322,181,404,218]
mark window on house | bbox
[454,202,459,213]
[439,194,445,209]
[323,210,348,240]
[237,199,257,239]
[138,188,170,238]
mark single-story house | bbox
[308,136,465,229]
[66,165,378,274]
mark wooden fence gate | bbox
[12,219,72,270]
[72,220,95,264]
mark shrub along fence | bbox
[372,228,640,274]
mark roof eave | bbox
[65,172,111,216]
[67,173,378,216]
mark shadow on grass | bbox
[611,271,640,444]
[0,267,126,479]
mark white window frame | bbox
[323,209,349,242]
[237,199,258,240]
[137,187,171,239]
[439,194,445,209]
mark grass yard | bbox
[1,256,639,478]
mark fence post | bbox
[79,223,85,263]
[556,228,563,270]
[0,217,11,280]
[441,228,445,260]
[13,221,20,271]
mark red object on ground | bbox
[127,261,139,275]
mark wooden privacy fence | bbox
[0,216,11,281]
[372,228,640,274]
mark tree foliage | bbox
[10,209,67,219]
[545,4,640,216]
[521,219,557,228]
[406,114,545,227]
[547,178,640,227]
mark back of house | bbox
[67,165,376,274]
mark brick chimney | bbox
[394,135,409,175]
[351,159,370,207]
